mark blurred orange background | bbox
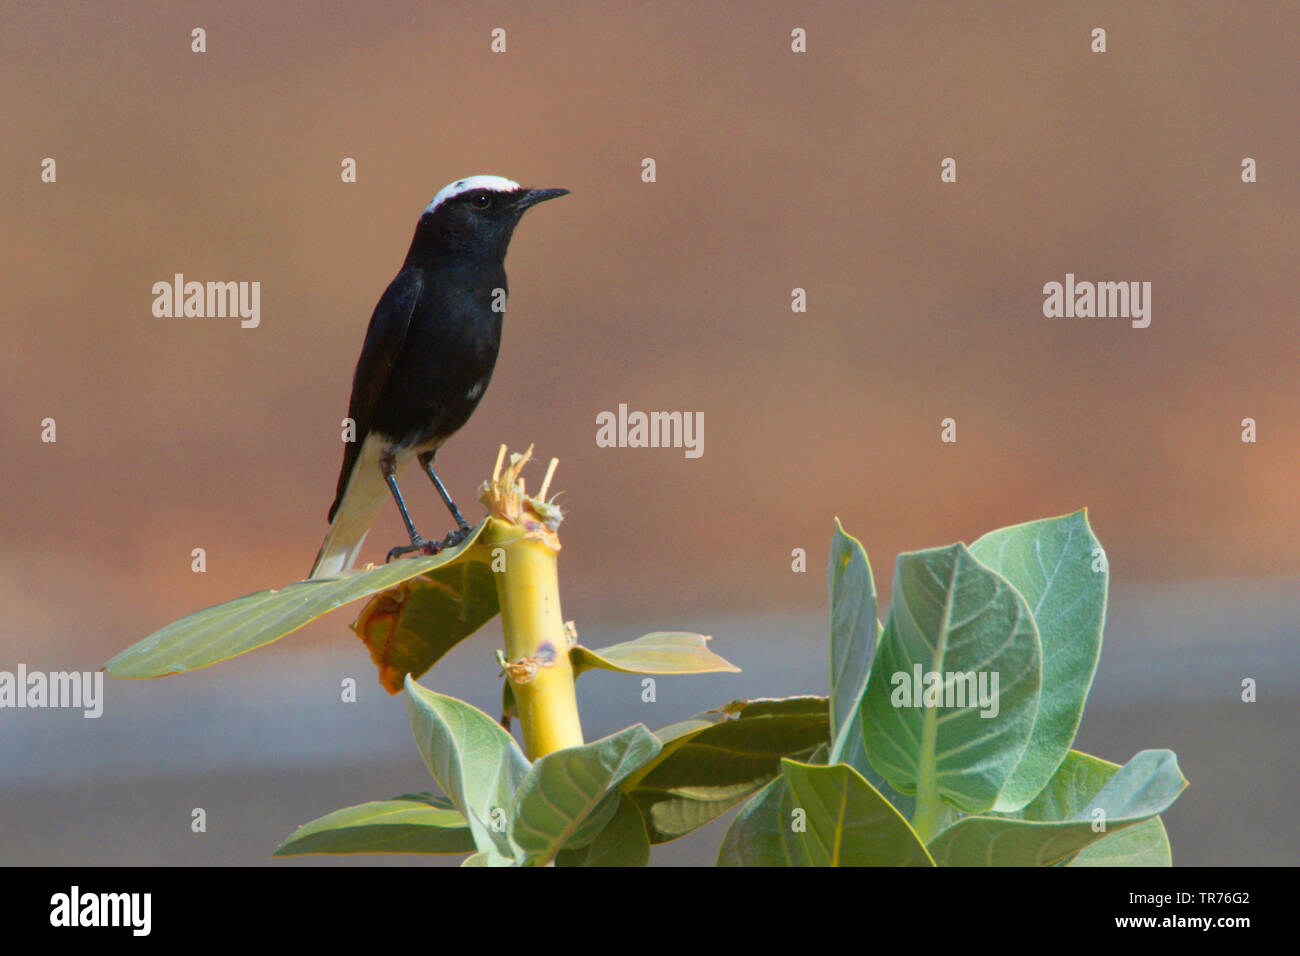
[2,0,1296,665]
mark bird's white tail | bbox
[309,434,394,579]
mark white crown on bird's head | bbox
[425,175,522,214]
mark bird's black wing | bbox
[327,269,425,522]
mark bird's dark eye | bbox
[471,193,492,209]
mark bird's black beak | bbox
[514,187,570,211]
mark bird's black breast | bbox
[366,261,506,449]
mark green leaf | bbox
[272,793,474,857]
[827,519,878,768]
[502,680,518,722]
[715,777,811,867]
[624,696,829,843]
[104,525,488,678]
[854,751,917,819]
[781,760,935,866]
[510,725,661,865]
[1069,816,1172,867]
[926,749,1187,866]
[970,511,1107,811]
[351,553,500,693]
[555,795,652,867]
[404,676,530,860]
[862,544,1042,814]
[571,632,740,677]
[460,850,513,867]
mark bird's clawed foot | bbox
[386,536,432,562]
[440,524,472,550]
[385,525,472,563]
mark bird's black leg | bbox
[419,450,472,548]
[381,450,437,562]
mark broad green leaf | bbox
[717,765,929,867]
[827,519,878,768]
[351,554,500,693]
[926,749,1187,866]
[1069,816,1171,866]
[781,760,934,866]
[571,632,740,677]
[624,696,829,843]
[510,725,661,865]
[1014,750,1186,826]
[1014,748,1121,821]
[716,777,811,867]
[272,793,473,857]
[555,795,652,867]
[405,676,530,860]
[862,544,1042,814]
[854,748,917,819]
[104,525,488,678]
[971,511,1107,811]
[460,850,513,867]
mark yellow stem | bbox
[478,447,583,759]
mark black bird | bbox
[309,175,568,579]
